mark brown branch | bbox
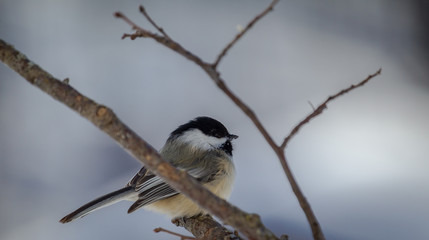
[213,0,279,68]
[0,39,278,240]
[277,151,325,240]
[280,68,382,150]
[173,215,241,240]
[274,69,381,240]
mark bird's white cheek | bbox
[178,129,226,150]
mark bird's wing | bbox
[126,155,220,213]
[127,167,177,213]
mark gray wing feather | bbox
[126,152,222,213]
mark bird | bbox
[59,116,238,223]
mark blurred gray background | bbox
[1,0,428,239]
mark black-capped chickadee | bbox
[60,116,238,223]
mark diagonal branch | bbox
[280,68,382,150]
[213,0,279,68]
[0,39,277,240]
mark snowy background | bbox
[1,1,428,239]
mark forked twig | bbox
[139,5,171,40]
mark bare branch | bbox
[0,39,278,240]
[213,0,279,68]
[280,68,382,150]
[277,152,324,240]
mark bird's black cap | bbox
[169,116,237,140]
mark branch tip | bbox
[376,67,382,75]
[138,4,171,39]
[114,12,123,18]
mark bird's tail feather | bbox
[59,186,135,223]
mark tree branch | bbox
[280,68,382,150]
[0,39,278,240]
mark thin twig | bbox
[114,12,139,31]
[154,227,195,240]
[139,5,171,40]
[280,68,382,149]
[115,12,206,66]
[213,0,279,68]
[307,100,316,111]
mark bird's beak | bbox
[228,134,238,140]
